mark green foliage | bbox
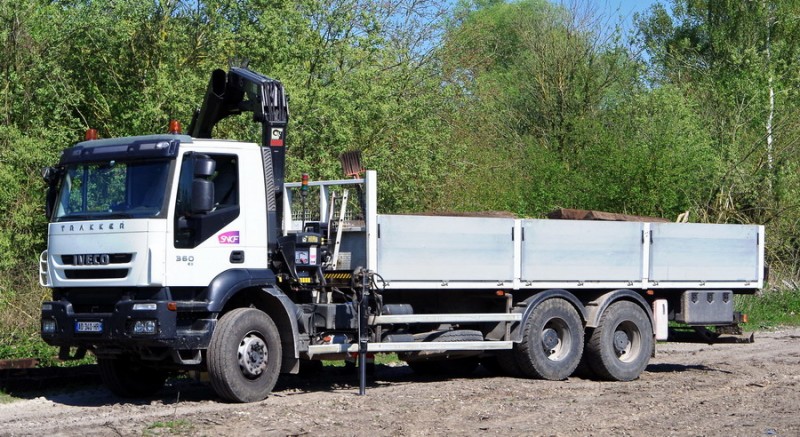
[2,0,800,349]
[572,85,720,217]
[0,390,15,404]
[635,0,800,279]
[0,328,94,367]
[144,419,194,436]
[737,289,800,330]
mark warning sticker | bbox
[270,128,284,147]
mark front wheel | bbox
[585,300,653,381]
[207,308,282,402]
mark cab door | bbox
[166,151,246,286]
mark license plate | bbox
[75,321,103,333]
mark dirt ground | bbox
[1,327,799,437]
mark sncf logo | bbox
[219,231,240,244]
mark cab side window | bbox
[174,153,240,248]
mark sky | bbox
[603,0,662,33]
[547,0,663,37]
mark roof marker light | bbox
[85,128,98,141]
[169,119,182,134]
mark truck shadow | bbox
[2,363,473,407]
[4,361,731,406]
[645,363,733,374]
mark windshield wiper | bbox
[58,212,133,221]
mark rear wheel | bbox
[207,308,282,402]
[585,300,653,381]
[98,355,168,398]
[514,298,583,380]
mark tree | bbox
[636,0,800,278]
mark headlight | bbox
[132,303,158,311]
[132,319,157,334]
[42,319,57,334]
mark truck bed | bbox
[372,215,764,291]
[283,172,764,292]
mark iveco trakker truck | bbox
[39,67,765,402]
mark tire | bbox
[409,356,480,377]
[98,356,168,398]
[572,346,598,379]
[585,300,653,381]
[403,330,482,378]
[513,298,584,380]
[207,308,282,402]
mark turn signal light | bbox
[167,302,177,311]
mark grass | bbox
[323,352,402,367]
[143,419,194,436]
[0,329,96,367]
[0,390,17,404]
[736,288,800,330]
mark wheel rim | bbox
[541,319,571,361]
[238,331,269,379]
[612,321,641,363]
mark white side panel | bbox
[376,215,515,282]
[520,220,643,282]
[366,171,378,272]
[165,144,269,287]
[649,223,760,282]
[653,299,669,340]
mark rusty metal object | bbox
[547,208,670,223]
[0,358,39,370]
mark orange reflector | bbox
[85,128,98,141]
[742,313,749,324]
[495,290,505,296]
[323,336,332,343]
[169,119,181,134]
[167,302,177,311]
[646,289,655,296]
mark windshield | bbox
[54,159,173,222]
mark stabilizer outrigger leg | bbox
[355,267,372,395]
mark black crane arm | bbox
[188,67,289,190]
[187,67,289,253]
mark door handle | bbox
[230,251,245,264]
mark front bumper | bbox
[41,299,215,351]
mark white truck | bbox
[39,68,765,402]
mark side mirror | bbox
[42,166,61,219]
[42,166,58,183]
[191,179,215,214]
[190,155,216,215]
[194,156,216,177]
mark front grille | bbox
[73,303,116,313]
[64,269,129,280]
[61,253,133,265]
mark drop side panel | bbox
[375,215,515,283]
[649,223,760,282]
[520,220,644,282]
